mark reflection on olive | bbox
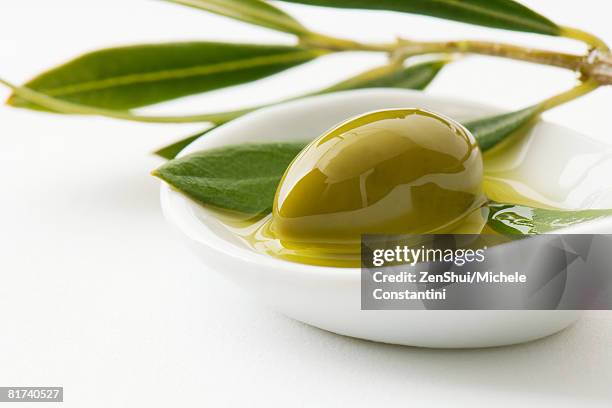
[270,109,486,247]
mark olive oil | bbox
[208,109,568,267]
[272,109,486,243]
[230,109,494,266]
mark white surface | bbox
[1,0,611,406]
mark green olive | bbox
[270,109,486,247]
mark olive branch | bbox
[1,0,610,158]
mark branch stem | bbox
[396,39,612,85]
[306,32,612,85]
[299,32,393,52]
[560,26,610,52]
[538,79,600,112]
[394,39,583,70]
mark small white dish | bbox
[159,89,612,348]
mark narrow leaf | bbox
[281,0,560,35]
[1,76,254,123]
[152,60,448,159]
[487,202,612,235]
[316,60,448,93]
[152,89,533,161]
[165,0,309,35]
[154,128,216,160]
[465,105,540,151]
[7,42,324,110]
[153,142,308,214]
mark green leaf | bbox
[7,42,324,110]
[153,91,533,161]
[317,60,448,93]
[152,60,448,159]
[154,128,216,160]
[165,0,309,35]
[465,105,540,151]
[487,202,612,235]
[1,76,256,123]
[153,142,308,214]
[280,0,560,35]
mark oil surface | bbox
[208,109,564,267]
[271,109,486,244]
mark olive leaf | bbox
[487,202,612,235]
[314,59,448,93]
[465,105,540,151]
[154,60,448,159]
[7,42,324,110]
[153,142,308,214]
[280,0,559,35]
[165,0,309,35]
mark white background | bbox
[1,1,611,407]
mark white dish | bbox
[159,89,612,348]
